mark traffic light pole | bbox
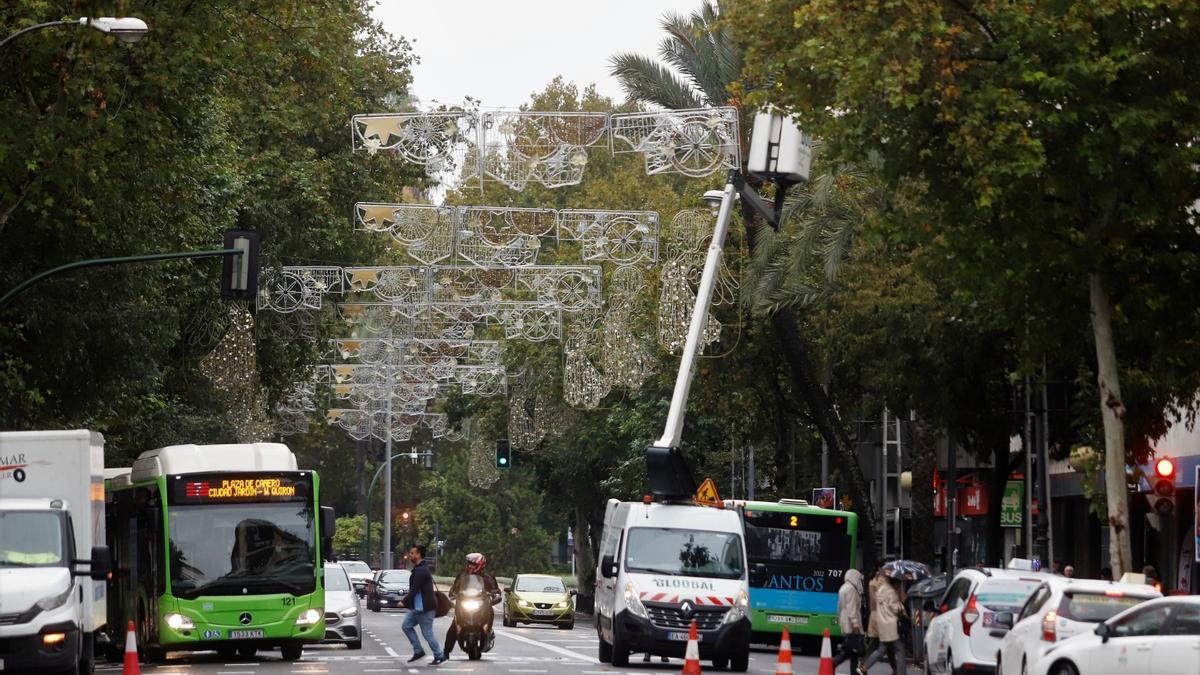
[0,248,242,310]
[363,450,431,563]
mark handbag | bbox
[898,613,912,642]
[435,590,452,618]
[843,632,866,656]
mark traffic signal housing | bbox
[221,229,260,300]
[495,440,511,469]
[1148,457,1176,516]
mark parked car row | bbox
[923,560,1199,675]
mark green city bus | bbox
[104,443,334,662]
[729,499,858,644]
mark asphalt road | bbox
[95,610,905,675]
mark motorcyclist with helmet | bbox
[443,552,502,659]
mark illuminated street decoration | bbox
[562,317,610,409]
[557,209,660,265]
[353,107,739,185]
[200,303,273,441]
[601,266,655,390]
[468,433,501,489]
[356,203,457,264]
[657,209,735,353]
[508,371,551,450]
[610,107,740,178]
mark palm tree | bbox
[611,1,881,566]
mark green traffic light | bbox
[499,457,508,466]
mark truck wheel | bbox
[598,637,613,663]
[730,650,750,672]
[712,657,729,669]
[280,643,303,661]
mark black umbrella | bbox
[907,573,949,599]
[880,559,933,582]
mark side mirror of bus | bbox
[600,555,617,578]
[74,545,110,581]
[320,506,336,561]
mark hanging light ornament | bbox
[199,303,273,442]
[468,433,501,489]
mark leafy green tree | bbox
[332,514,381,559]
[1,2,422,467]
[732,0,1200,573]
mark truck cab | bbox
[594,498,751,671]
[0,430,109,675]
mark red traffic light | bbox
[1154,457,1175,478]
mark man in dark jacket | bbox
[401,545,445,664]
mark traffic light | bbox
[221,229,260,300]
[1147,457,1176,516]
[495,440,511,469]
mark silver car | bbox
[323,563,363,649]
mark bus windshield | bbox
[625,527,744,579]
[0,511,65,568]
[168,502,316,598]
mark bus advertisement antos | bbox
[728,499,858,644]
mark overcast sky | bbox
[373,0,703,109]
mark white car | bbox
[1031,596,1200,675]
[997,578,1160,675]
[924,566,1050,675]
[322,563,363,649]
[339,559,374,597]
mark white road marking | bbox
[506,670,548,673]
[362,670,404,673]
[385,646,400,657]
[495,629,598,663]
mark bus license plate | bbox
[230,629,265,639]
[768,615,808,625]
[667,632,701,642]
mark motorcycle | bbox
[451,574,501,660]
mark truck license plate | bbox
[667,632,701,642]
[768,614,808,625]
[229,629,265,639]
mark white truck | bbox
[594,498,751,670]
[0,430,110,675]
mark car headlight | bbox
[35,585,73,612]
[165,613,195,630]
[555,600,570,609]
[624,582,648,619]
[461,598,483,612]
[722,591,749,624]
[340,605,359,617]
[517,599,531,608]
[295,608,322,625]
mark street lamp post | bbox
[647,108,812,497]
[0,17,149,52]
[362,451,432,565]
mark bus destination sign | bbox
[171,473,310,504]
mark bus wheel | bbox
[216,645,237,659]
[143,647,166,664]
[281,643,303,661]
[237,646,257,659]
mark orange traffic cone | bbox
[774,626,793,674]
[123,620,141,675]
[680,619,702,675]
[817,628,834,675]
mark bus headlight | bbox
[295,608,322,625]
[624,582,648,619]
[340,606,359,617]
[35,586,73,612]
[165,613,195,630]
[722,591,749,624]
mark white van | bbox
[594,498,751,670]
[0,430,110,675]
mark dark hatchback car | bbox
[367,569,412,611]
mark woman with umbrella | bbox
[859,572,907,675]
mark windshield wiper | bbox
[631,567,681,576]
[0,560,40,567]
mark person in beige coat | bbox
[859,574,906,675]
[832,568,865,673]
